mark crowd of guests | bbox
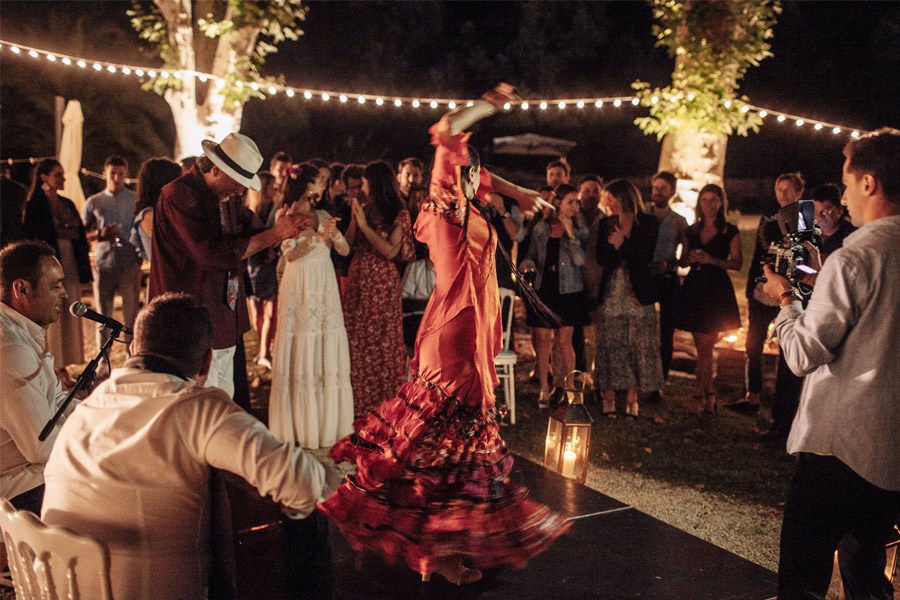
[1,123,897,599]
[0,143,862,446]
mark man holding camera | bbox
[728,172,806,440]
[762,128,900,599]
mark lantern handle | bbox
[564,370,585,393]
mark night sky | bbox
[1,1,898,197]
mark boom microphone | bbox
[69,302,133,335]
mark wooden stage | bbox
[312,455,776,600]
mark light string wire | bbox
[0,38,869,139]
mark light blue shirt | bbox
[651,207,688,268]
[82,188,140,272]
[777,214,900,490]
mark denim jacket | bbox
[525,219,589,294]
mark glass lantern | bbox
[543,370,593,484]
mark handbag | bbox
[401,258,436,301]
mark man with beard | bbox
[648,172,687,401]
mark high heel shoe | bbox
[420,558,483,586]
[538,388,551,409]
[602,397,617,418]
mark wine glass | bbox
[497,402,509,426]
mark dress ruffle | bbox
[320,376,571,571]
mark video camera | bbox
[758,199,819,296]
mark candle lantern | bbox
[543,370,593,484]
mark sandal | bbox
[625,401,639,419]
[538,389,551,409]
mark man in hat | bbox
[150,132,308,398]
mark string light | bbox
[0,37,871,137]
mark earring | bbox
[41,182,51,192]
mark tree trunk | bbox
[166,87,242,160]
[657,129,728,208]
[156,0,247,158]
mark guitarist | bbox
[41,293,341,600]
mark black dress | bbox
[674,223,742,334]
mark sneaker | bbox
[725,392,761,414]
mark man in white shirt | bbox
[0,240,71,513]
[42,293,341,599]
[762,128,900,599]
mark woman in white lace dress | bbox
[269,162,354,448]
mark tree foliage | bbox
[633,0,780,140]
[128,0,306,109]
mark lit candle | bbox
[562,443,577,478]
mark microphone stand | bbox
[39,326,121,442]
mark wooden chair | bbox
[0,498,113,600]
[494,287,518,423]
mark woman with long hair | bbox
[523,183,590,407]
[321,85,569,585]
[131,158,182,264]
[268,162,353,448]
[673,184,742,414]
[341,160,415,416]
[593,179,663,418]
[23,159,92,368]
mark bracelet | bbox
[780,290,799,303]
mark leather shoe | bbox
[725,399,760,414]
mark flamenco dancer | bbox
[319,84,571,585]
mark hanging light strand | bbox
[0,38,869,137]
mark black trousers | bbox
[773,350,805,433]
[655,272,680,380]
[745,298,781,394]
[778,453,900,599]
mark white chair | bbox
[0,498,113,600]
[494,287,518,424]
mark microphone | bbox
[69,302,133,335]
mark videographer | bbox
[762,128,900,599]
[727,172,806,440]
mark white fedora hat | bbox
[201,132,263,191]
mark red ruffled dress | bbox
[319,122,571,573]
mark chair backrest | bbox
[0,498,113,600]
[498,287,516,352]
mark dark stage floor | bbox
[317,456,776,600]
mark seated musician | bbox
[41,293,341,599]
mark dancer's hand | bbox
[531,193,556,214]
[481,83,520,109]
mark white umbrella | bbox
[492,133,577,157]
[59,100,86,210]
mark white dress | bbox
[269,210,354,449]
